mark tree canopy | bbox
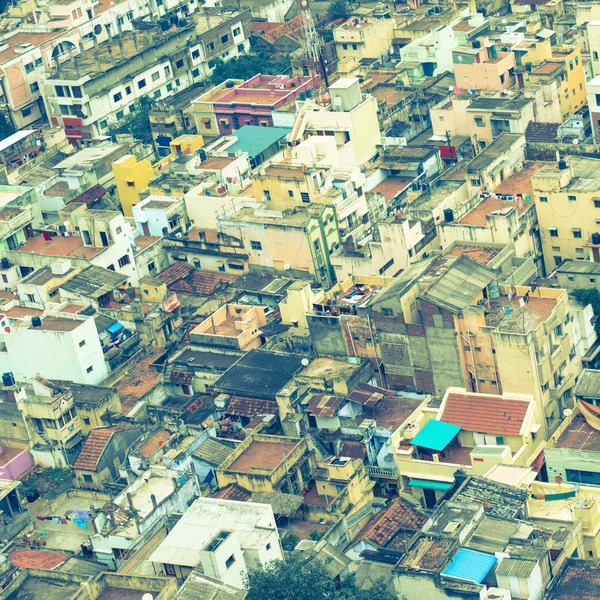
[210,53,277,85]
[244,554,397,600]
[572,288,600,334]
[0,112,14,140]
[107,97,153,145]
[327,0,349,19]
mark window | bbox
[568,195,577,202]
[549,227,558,237]
[192,68,200,78]
[126,181,135,187]
[263,190,271,201]
[100,119,108,129]
[152,71,160,82]
[567,275,574,282]
[24,62,34,73]
[566,469,600,485]
[118,254,131,267]
[72,86,82,98]
[192,49,200,59]
[552,246,561,252]
[288,190,294,197]
[82,416,90,426]
[474,116,485,127]
[166,83,173,92]
[138,78,147,89]
[573,229,582,238]
[351,43,357,50]
[225,555,235,569]
[539,196,548,203]
[381,308,394,317]
[237,44,244,53]
[35,57,43,66]
[153,90,160,99]
[233,27,241,36]
[79,339,86,347]
[221,33,229,44]
[86,366,93,373]
[113,92,122,102]
[591,278,597,283]
[125,85,132,95]
[207,41,215,51]
[301,191,310,203]
[30,82,39,93]
[250,240,263,250]
[496,436,504,445]
[265,543,271,551]
[26,293,35,302]
[475,347,481,352]
[541,382,549,392]
[554,324,563,338]
[554,256,562,266]
[342,43,348,50]
[116,110,124,120]
[82,474,93,483]
[21,107,31,117]
[595,52,600,61]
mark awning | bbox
[411,420,462,452]
[443,548,497,584]
[107,321,124,334]
[409,479,453,491]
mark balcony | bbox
[0,206,33,241]
[365,465,398,479]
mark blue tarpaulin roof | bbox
[106,321,124,334]
[411,420,462,451]
[443,549,497,583]
[226,125,291,159]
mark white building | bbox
[0,310,108,384]
[133,195,188,238]
[150,497,283,588]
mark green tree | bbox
[244,555,397,600]
[107,96,153,145]
[572,288,600,334]
[327,0,349,19]
[210,53,276,85]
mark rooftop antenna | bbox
[298,0,329,105]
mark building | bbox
[0,310,108,386]
[452,41,516,92]
[216,433,316,494]
[132,195,189,238]
[43,12,252,143]
[532,157,600,271]
[150,497,283,586]
[191,74,315,138]
[112,155,154,218]
[72,426,143,490]
[333,16,395,63]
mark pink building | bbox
[0,445,33,480]
[192,74,317,137]
[453,42,516,92]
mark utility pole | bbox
[446,130,457,163]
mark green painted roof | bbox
[408,479,453,491]
[411,420,462,452]
[227,125,291,159]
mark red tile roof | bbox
[10,548,69,570]
[225,396,278,418]
[212,484,251,502]
[262,15,305,43]
[155,262,193,286]
[440,391,530,437]
[354,499,427,549]
[347,384,388,408]
[73,428,116,471]
[305,394,345,418]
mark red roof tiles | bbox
[212,484,251,502]
[225,396,278,418]
[10,548,69,570]
[354,498,427,549]
[72,428,116,471]
[440,391,530,437]
[305,394,345,418]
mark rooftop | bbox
[5,574,81,600]
[15,234,103,259]
[547,562,600,600]
[484,291,558,333]
[451,476,529,518]
[72,427,117,471]
[440,390,531,437]
[226,438,299,474]
[555,414,600,452]
[150,498,276,567]
[398,535,456,572]
[574,369,600,399]
[213,349,306,400]
[10,548,69,571]
[558,260,600,275]
[466,134,523,174]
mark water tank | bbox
[558,159,568,170]
[443,208,454,222]
[0,258,9,269]
[592,232,600,245]
[2,373,14,387]
[31,316,42,327]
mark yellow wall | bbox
[113,155,154,218]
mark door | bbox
[423,488,437,509]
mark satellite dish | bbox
[63,221,69,228]
[142,594,153,600]
[555,475,564,485]
[301,358,310,366]
[563,409,573,417]
[284,263,291,270]
[573,138,579,145]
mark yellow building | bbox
[113,155,154,218]
[532,157,600,271]
[304,456,375,521]
[333,16,395,62]
[553,46,586,116]
[216,434,316,494]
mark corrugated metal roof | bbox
[412,420,462,451]
[495,557,536,578]
[574,369,600,399]
[442,548,497,583]
[409,479,453,491]
[557,260,600,275]
[193,438,235,467]
[420,255,496,314]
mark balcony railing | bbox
[365,465,398,479]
